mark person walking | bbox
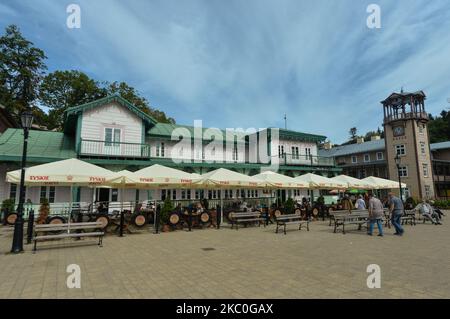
[356,195,366,210]
[388,192,404,236]
[367,194,384,236]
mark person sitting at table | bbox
[415,200,442,225]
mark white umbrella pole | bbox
[220,191,223,227]
[68,185,73,234]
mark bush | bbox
[1,198,15,214]
[159,198,174,225]
[284,198,295,215]
[433,200,450,209]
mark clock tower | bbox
[382,90,435,199]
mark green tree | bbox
[428,110,450,143]
[104,81,175,124]
[39,70,104,129]
[0,24,47,122]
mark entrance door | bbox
[97,188,110,202]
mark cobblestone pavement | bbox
[0,213,449,299]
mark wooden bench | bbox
[328,211,349,227]
[33,222,104,252]
[334,210,369,234]
[401,209,416,226]
[275,214,309,234]
[229,211,265,230]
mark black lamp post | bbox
[11,111,33,254]
[394,153,403,202]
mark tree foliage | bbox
[0,25,47,124]
[0,24,175,131]
[428,110,450,143]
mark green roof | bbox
[266,128,327,143]
[0,128,76,162]
[64,95,158,133]
[148,122,247,142]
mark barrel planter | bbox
[46,216,66,234]
[131,213,147,228]
[5,212,17,225]
[95,214,110,230]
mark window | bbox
[425,185,431,198]
[9,183,17,202]
[104,128,121,146]
[39,186,55,204]
[419,125,424,134]
[305,147,311,159]
[403,187,410,199]
[364,154,370,162]
[232,144,238,161]
[423,163,428,177]
[420,142,426,155]
[49,186,55,203]
[156,142,165,157]
[195,190,200,199]
[40,186,47,203]
[376,152,384,160]
[181,189,186,200]
[358,169,366,179]
[172,189,177,200]
[291,146,299,159]
[351,155,357,164]
[395,144,405,156]
[398,165,408,177]
[111,189,118,201]
[187,190,191,200]
[278,145,285,158]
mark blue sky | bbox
[1,0,450,143]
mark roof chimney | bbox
[371,135,380,141]
[356,137,365,144]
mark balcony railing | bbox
[277,154,335,167]
[80,139,150,158]
[384,111,428,123]
[78,139,335,167]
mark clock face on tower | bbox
[393,126,405,137]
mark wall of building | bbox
[80,102,143,156]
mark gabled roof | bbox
[318,139,385,157]
[0,128,76,162]
[430,141,450,151]
[64,95,158,133]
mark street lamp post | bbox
[11,111,34,254]
[394,153,403,202]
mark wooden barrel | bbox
[294,208,302,215]
[47,216,66,224]
[95,214,110,229]
[132,213,147,228]
[226,211,235,222]
[199,211,211,224]
[312,207,319,217]
[274,209,282,217]
[6,212,17,225]
[168,212,180,226]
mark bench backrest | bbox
[35,221,103,230]
[229,212,261,218]
[276,214,302,221]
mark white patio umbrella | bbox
[294,173,346,189]
[197,168,265,224]
[252,171,308,189]
[133,164,201,189]
[361,176,407,190]
[330,175,373,190]
[6,158,120,232]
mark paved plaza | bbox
[0,214,449,299]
